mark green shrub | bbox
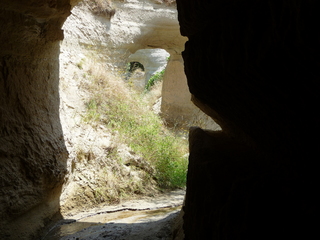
[145,70,165,91]
[105,98,188,188]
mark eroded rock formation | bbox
[127,48,169,88]
[177,0,319,239]
[0,0,79,239]
[62,0,185,67]
[161,53,219,129]
[3,0,318,239]
[62,0,215,127]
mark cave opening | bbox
[1,0,213,239]
[1,0,319,239]
[57,3,192,234]
[125,48,169,93]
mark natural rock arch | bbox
[127,48,169,87]
[61,0,218,127]
[0,0,193,238]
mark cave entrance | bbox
[58,43,188,212]
[57,0,221,227]
[57,0,222,218]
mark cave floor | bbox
[42,190,185,240]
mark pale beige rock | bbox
[0,1,216,239]
[161,54,220,129]
[127,48,170,87]
[61,0,217,129]
[61,0,186,66]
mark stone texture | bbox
[62,0,216,128]
[161,53,220,129]
[127,48,170,87]
[62,0,186,66]
[177,0,319,239]
[0,0,74,239]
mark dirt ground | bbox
[42,190,185,240]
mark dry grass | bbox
[83,59,188,189]
[143,80,162,109]
[60,56,188,214]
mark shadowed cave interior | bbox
[0,0,319,239]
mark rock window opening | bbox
[125,48,169,93]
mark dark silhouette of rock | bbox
[177,0,319,239]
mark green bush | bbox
[145,70,165,91]
[106,99,188,188]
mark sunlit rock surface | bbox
[127,48,170,87]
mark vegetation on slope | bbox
[81,60,188,190]
[145,69,165,91]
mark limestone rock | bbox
[62,0,217,128]
[62,0,186,66]
[161,53,220,130]
[127,48,170,87]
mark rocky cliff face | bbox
[62,0,185,66]
[0,0,77,239]
[177,0,319,239]
[61,0,218,128]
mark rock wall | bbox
[0,0,78,239]
[161,53,219,129]
[62,0,186,67]
[63,0,215,128]
[177,0,319,239]
[4,0,308,239]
